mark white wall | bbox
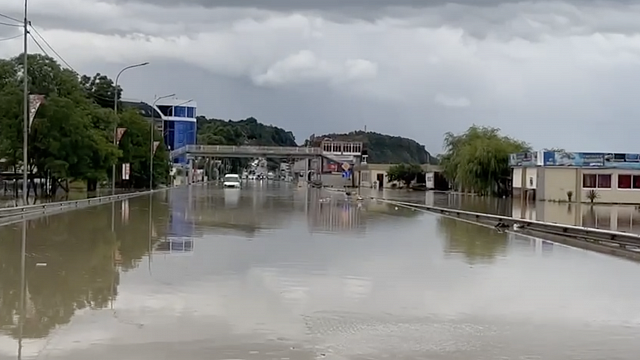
[512,167,537,189]
[513,167,522,188]
[426,172,435,189]
[526,167,537,189]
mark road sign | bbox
[122,163,131,180]
[341,162,351,171]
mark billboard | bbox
[509,152,539,167]
[541,152,640,169]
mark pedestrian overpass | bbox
[169,142,363,164]
[169,145,324,159]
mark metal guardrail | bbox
[0,183,212,226]
[170,145,325,159]
[376,198,640,249]
[0,190,156,219]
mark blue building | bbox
[121,98,197,164]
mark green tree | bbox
[440,125,530,196]
[196,116,297,147]
[0,53,169,194]
[0,53,122,193]
[80,73,121,110]
[29,95,118,192]
[386,163,424,188]
[0,83,23,172]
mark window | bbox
[157,105,172,117]
[583,174,611,189]
[617,174,640,189]
[619,174,632,189]
[174,106,186,118]
[583,174,596,188]
[597,174,611,188]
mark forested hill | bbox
[309,131,436,164]
[194,117,434,165]
[196,116,297,147]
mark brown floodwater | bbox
[0,183,639,359]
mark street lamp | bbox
[111,61,149,195]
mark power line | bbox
[0,21,21,27]
[25,23,126,106]
[0,12,21,23]
[29,24,76,72]
[28,32,49,57]
[0,33,21,41]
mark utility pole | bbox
[22,0,29,205]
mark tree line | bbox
[0,53,535,198]
[0,53,170,196]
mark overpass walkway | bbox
[169,145,348,162]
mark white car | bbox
[223,174,241,188]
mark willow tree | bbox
[440,125,530,196]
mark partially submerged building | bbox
[510,151,640,204]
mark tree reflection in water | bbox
[0,194,169,339]
[437,216,508,265]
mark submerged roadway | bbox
[0,182,638,359]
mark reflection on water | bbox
[0,193,169,343]
[437,217,508,264]
[223,188,241,208]
[513,201,640,234]
[0,183,639,359]
[380,189,640,235]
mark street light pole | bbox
[150,94,176,190]
[112,61,149,195]
[22,0,28,205]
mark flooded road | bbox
[1,183,639,359]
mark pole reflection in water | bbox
[148,193,153,274]
[17,220,27,360]
[111,201,115,232]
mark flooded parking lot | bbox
[0,183,639,359]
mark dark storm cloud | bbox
[108,0,635,11]
[91,0,640,41]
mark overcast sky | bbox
[2,0,640,152]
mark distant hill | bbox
[309,131,436,164]
[195,117,434,165]
[196,116,297,147]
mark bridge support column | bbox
[187,158,194,185]
[303,158,310,186]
